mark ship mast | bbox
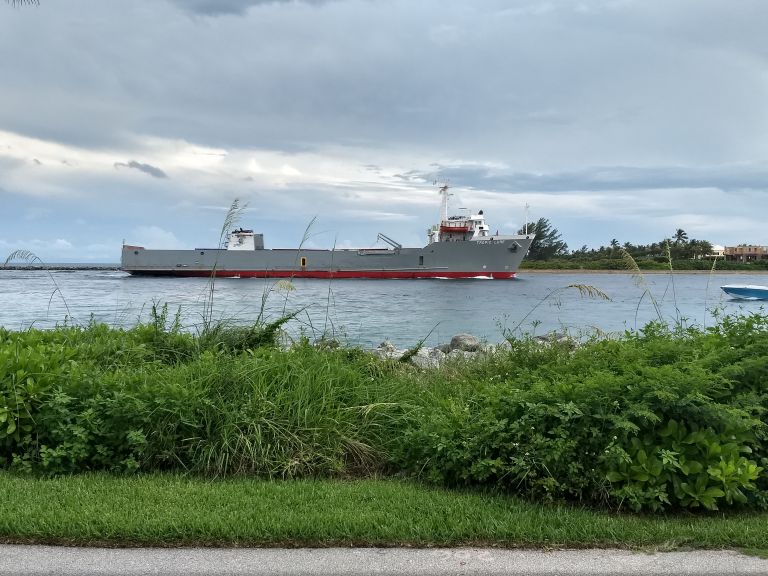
[439,183,452,222]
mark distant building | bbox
[724,245,768,262]
[710,245,725,257]
[702,244,726,259]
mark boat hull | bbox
[121,236,533,280]
[721,285,768,300]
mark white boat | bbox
[721,285,768,300]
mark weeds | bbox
[201,198,247,332]
[620,248,664,326]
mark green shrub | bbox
[603,420,760,511]
[0,324,415,477]
[394,325,767,511]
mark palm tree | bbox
[674,228,688,244]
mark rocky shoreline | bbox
[368,332,572,368]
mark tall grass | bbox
[620,247,664,326]
[201,198,247,331]
[504,283,610,338]
[0,322,418,478]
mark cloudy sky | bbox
[1,0,767,261]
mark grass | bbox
[1,472,767,550]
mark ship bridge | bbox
[427,184,493,244]
[225,228,264,250]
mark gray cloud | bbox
[114,161,168,179]
[0,155,24,171]
[170,0,328,16]
[3,0,768,163]
[424,164,768,194]
[2,0,768,259]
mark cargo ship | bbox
[120,185,534,279]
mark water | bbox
[1,269,766,347]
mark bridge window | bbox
[419,256,424,265]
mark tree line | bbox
[518,218,714,262]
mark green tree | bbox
[686,239,713,259]
[674,228,688,244]
[517,218,568,260]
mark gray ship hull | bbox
[121,236,533,279]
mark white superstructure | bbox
[428,184,493,244]
[225,229,264,251]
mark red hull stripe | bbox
[127,269,517,280]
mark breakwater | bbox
[1,264,120,271]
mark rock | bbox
[371,341,407,360]
[450,333,481,352]
[410,353,440,369]
[535,331,577,349]
[410,347,446,368]
[447,349,476,361]
[368,338,503,366]
[428,347,446,360]
[378,340,397,352]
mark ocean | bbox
[1,268,766,347]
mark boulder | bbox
[449,333,481,352]
[371,340,406,360]
[447,349,477,361]
[535,331,576,348]
[378,340,397,352]
[410,348,444,369]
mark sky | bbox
[1,0,767,262]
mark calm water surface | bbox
[1,269,766,347]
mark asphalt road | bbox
[1,546,767,575]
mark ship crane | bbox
[376,232,402,251]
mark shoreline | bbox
[519,268,768,274]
